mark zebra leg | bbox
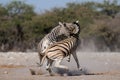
[46,59,52,70]
[37,52,44,66]
[72,52,82,71]
[38,52,43,64]
[54,59,68,70]
[46,59,54,76]
[67,54,71,62]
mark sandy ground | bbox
[0,52,120,80]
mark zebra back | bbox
[40,36,80,66]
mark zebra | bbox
[37,21,80,64]
[40,21,82,75]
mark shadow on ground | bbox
[53,68,95,76]
[29,67,93,76]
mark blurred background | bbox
[0,0,120,52]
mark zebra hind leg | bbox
[46,59,54,76]
[67,54,71,62]
[54,59,68,70]
[46,59,52,70]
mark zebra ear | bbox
[59,22,66,27]
[76,20,79,23]
[59,22,63,26]
[73,20,79,24]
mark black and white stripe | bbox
[40,21,82,75]
[37,21,80,64]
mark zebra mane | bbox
[73,21,81,34]
[73,21,79,26]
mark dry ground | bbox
[0,52,120,80]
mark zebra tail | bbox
[40,54,47,66]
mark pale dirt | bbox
[0,52,120,80]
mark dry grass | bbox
[0,65,25,68]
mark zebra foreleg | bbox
[38,52,44,64]
[72,52,82,71]
[36,53,44,67]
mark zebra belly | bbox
[46,50,65,60]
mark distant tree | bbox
[0,0,120,51]
[0,4,8,21]
[0,4,6,15]
[6,1,35,18]
[97,0,120,18]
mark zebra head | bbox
[68,20,81,38]
[58,22,71,37]
[58,21,80,38]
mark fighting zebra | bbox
[40,21,82,75]
[37,21,80,64]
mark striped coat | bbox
[37,21,80,64]
[40,21,82,75]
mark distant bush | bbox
[0,0,120,51]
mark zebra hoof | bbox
[36,62,42,67]
[67,59,70,62]
[46,68,49,71]
[78,67,82,71]
[49,73,58,76]
[63,67,69,70]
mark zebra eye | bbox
[69,27,75,32]
[63,23,66,27]
[44,46,46,49]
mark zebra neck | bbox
[70,34,79,39]
[47,28,60,42]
